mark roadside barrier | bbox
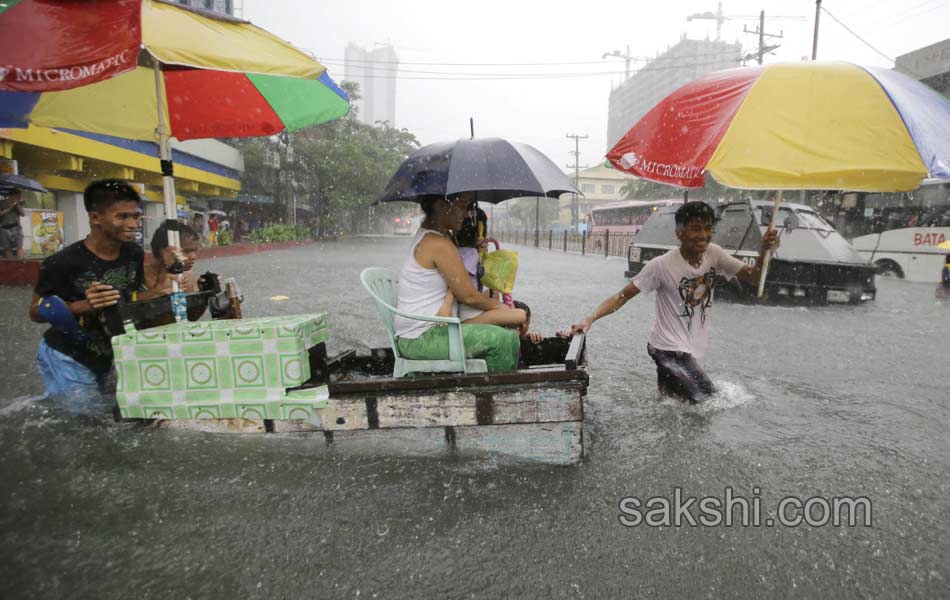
[494,229,634,259]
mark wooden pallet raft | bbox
[155,333,588,464]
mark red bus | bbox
[589,199,683,235]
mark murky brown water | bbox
[1,238,948,598]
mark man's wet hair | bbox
[83,179,142,213]
[513,300,531,318]
[674,201,717,231]
[150,222,200,259]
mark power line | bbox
[332,57,743,81]
[862,0,948,34]
[319,49,746,68]
[820,6,896,64]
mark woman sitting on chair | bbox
[394,192,525,372]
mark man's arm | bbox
[571,281,641,334]
[734,229,780,285]
[29,283,118,323]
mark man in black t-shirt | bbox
[29,180,172,399]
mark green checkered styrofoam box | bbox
[112,313,329,420]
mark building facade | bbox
[560,163,640,227]
[895,38,950,97]
[606,36,742,150]
[0,126,243,255]
[343,43,398,127]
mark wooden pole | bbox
[757,190,783,298]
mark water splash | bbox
[0,395,42,417]
[688,380,757,414]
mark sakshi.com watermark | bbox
[618,487,872,528]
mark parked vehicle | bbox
[625,200,876,304]
[838,179,950,281]
[589,199,682,236]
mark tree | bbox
[229,81,420,235]
[620,177,683,200]
[505,196,560,230]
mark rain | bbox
[1,0,950,598]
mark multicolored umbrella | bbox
[606,61,950,192]
[606,61,950,296]
[0,0,349,258]
[0,0,349,141]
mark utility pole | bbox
[565,133,588,229]
[535,196,540,247]
[812,0,822,59]
[278,131,295,224]
[688,4,805,53]
[742,10,784,65]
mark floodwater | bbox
[1,237,949,598]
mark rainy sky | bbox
[243,0,950,166]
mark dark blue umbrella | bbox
[0,173,48,194]
[376,137,580,204]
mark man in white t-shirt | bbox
[571,201,779,403]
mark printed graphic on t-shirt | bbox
[677,268,717,328]
[75,264,138,296]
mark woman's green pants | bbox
[397,324,519,372]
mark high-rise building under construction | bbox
[606,36,742,150]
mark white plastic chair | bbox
[360,267,487,378]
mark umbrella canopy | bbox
[377,138,580,205]
[606,61,950,192]
[0,0,349,280]
[0,173,48,194]
[0,0,349,140]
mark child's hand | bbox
[524,331,543,344]
[436,290,455,320]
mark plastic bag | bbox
[481,248,518,294]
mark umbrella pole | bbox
[153,60,180,251]
[756,190,782,298]
[153,58,186,321]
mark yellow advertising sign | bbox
[30,210,64,255]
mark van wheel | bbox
[874,259,904,279]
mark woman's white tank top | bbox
[394,228,453,339]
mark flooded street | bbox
[2,237,949,598]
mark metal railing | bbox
[493,229,634,259]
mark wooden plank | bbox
[272,382,583,432]
[454,422,583,465]
[329,366,587,396]
[565,334,586,371]
[270,398,369,433]
[152,418,266,434]
[490,386,583,424]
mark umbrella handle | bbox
[756,190,783,299]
